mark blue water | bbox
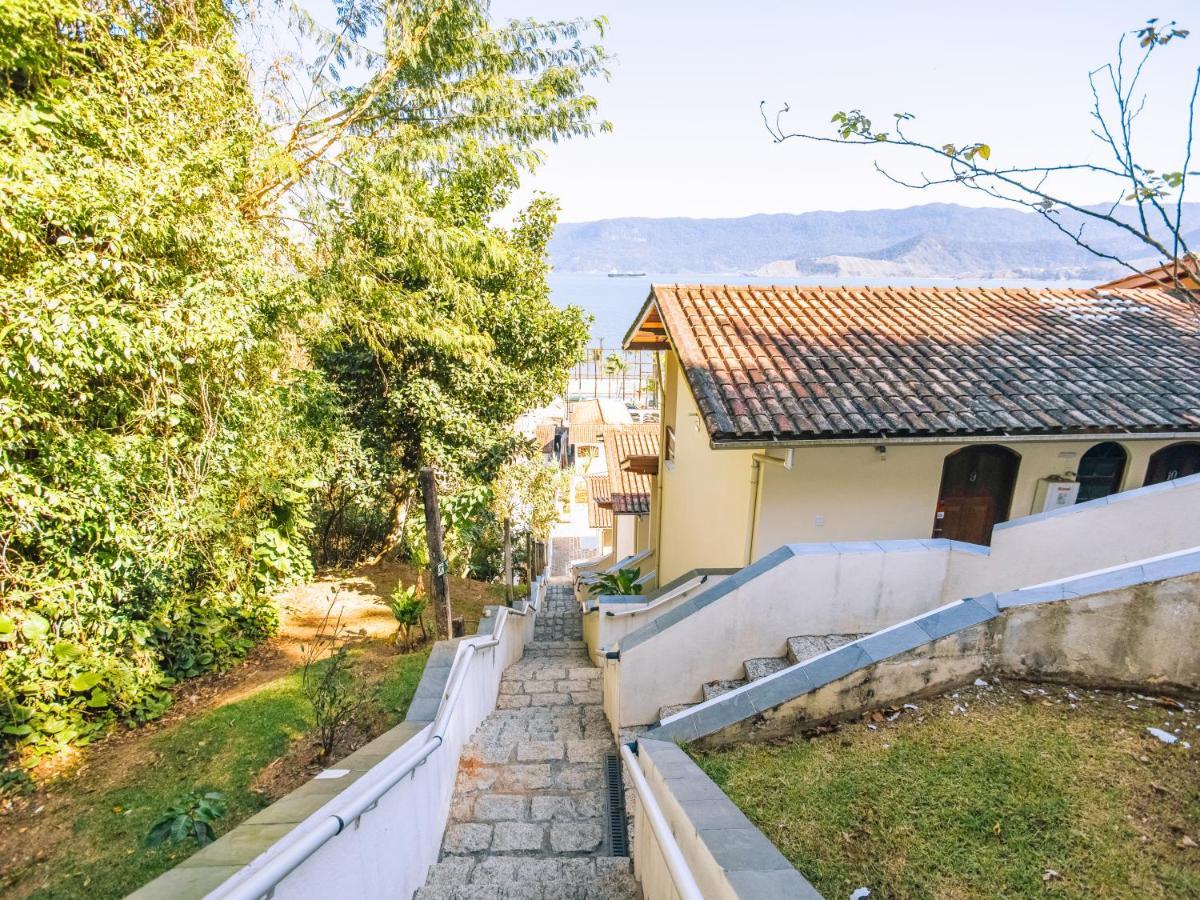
[548,272,792,348]
[548,272,1094,347]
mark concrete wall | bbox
[946,473,1200,598]
[134,579,550,900]
[655,354,757,582]
[611,542,967,727]
[649,555,1200,748]
[583,572,733,664]
[753,437,1182,553]
[615,513,637,559]
[631,740,819,899]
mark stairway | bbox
[415,580,642,900]
[657,632,866,721]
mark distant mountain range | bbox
[548,203,1199,280]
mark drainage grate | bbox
[604,751,630,856]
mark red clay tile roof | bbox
[603,424,659,515]
[585,474,613,529]
[1096,258,1200,292]
[634,284,1200,444]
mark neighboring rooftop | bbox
[602,424,659,515]
[1097,256,1200,292]
[568,397,633,445]
[624,283,1200,444]
[585,473,613,529]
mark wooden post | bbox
[526,531,534,585]
[419,466,452,639]
[503,517,513,607]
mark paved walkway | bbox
[416,579,641,899]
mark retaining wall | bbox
[646,554,1200,747]
[607,473,1200,728]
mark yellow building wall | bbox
[653,353,757,582]
[751,437,1186,557]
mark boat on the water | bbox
[606,271,646,277]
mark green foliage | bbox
[0,0,604,762]
[300,606,362,759]
[144,791,227,849]
[384,584,428,651]
[588,567,643,597]
[0,0,327,761]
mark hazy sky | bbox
[488,1,1200,222]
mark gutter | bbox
[711,429,1200,450]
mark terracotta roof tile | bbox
[603,424,659,515]
[638,283,1200,443]
[585,474,612,529]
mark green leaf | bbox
[0,615,14,639]
[977,143,991,160]
[86,689,111,708]
[20,612,50,641]
[69,672,103,692]
[54,641,81,660]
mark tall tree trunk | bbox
[419,467,452,639]
[369,483,412,565]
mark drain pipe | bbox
[745,448,793,565]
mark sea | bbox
[548,272,1093,348]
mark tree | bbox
[761,18,1198,297]
[0,0,326,759]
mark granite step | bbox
[416,855,640,899]
[657,702,694,720]
[701,677,747,702]
[786,633,867,665]
[742,656,788,681]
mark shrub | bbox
[588,567,643,596]
[144,790,227,848]
[384,584,428,651]
[300,604,362,759]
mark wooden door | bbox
[1145,442,1200,485]
[931,445,1020,546]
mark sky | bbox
[486,0,1200,223]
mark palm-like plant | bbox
[588,567,642,596]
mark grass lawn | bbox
[691,679,1200,899]
[5,647,428,900]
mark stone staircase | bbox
[415,580,642,900]
[657,632,866,720]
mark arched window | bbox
[1076,441,1127,503]
[1145,442,1200,485]
[931,445,1020,546]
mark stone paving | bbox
[415,578,641,899]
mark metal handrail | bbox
[207,575,547,900]
[619,743,705,900]
[604,573,709,619]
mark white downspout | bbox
[745,448,794,565]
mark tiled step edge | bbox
[644,548,1200,746]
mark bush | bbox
[384,584,428,651]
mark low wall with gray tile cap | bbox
[945,471,1200,600]
[646,550,1200,747]
[633,739,822,899]
[131,584,546,900]
[609,541,972,726]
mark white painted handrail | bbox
[578,549,654,583]
[619,743,705,900]
[206,577,547,900]
[604,573,710,619]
